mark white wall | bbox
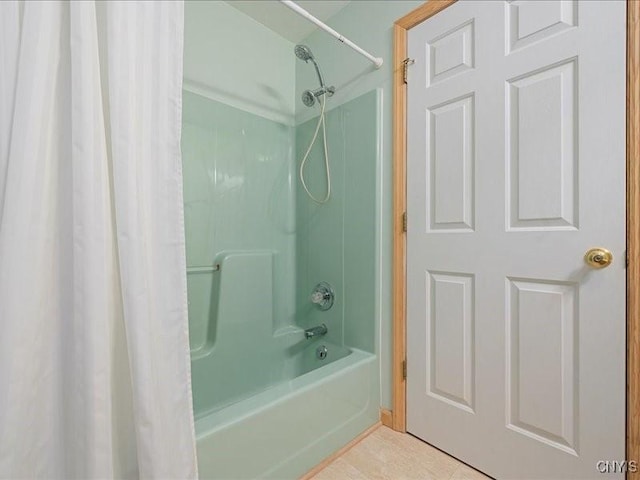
[295,0,423,409]
[184,1,296,125]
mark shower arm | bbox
[279,0,383,69]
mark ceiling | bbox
[225,1,351,43]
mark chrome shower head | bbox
[294,44,324,87]
[294,44,314,62]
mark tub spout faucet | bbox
[304,324,328,339]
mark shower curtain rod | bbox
[279,0,384,69]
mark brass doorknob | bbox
[584,248,613,268]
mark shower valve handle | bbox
[310,282,335,311]
[311,291,326,304]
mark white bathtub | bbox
[195,346,378,479]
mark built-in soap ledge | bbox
[191,250,296,361]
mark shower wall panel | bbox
[294,0,424,411]
[295,90,380,354]
[182,90,296,354]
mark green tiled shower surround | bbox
[295,90,380,354]
[182,88,381,478]
[295,0,424,409]
[181,0,428,475]
[182,91,297,415]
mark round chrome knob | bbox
[584,248,613,268]
[310,282,334,310]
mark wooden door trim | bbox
[392,0,457,435]
[391,2,640,476]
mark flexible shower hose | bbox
[299,95,331,204]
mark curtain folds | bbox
[0,1,197,478]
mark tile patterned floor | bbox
[308,426,491,480]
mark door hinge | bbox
[402,360,407,380]
[402,58,415,84]
[402,211,407,233]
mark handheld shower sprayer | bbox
[295,44,333,204]
[295,44,335,108]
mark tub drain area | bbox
[316,345,328,360]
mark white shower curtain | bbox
[0,1,197,478]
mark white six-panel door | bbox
[406,1,626,478]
